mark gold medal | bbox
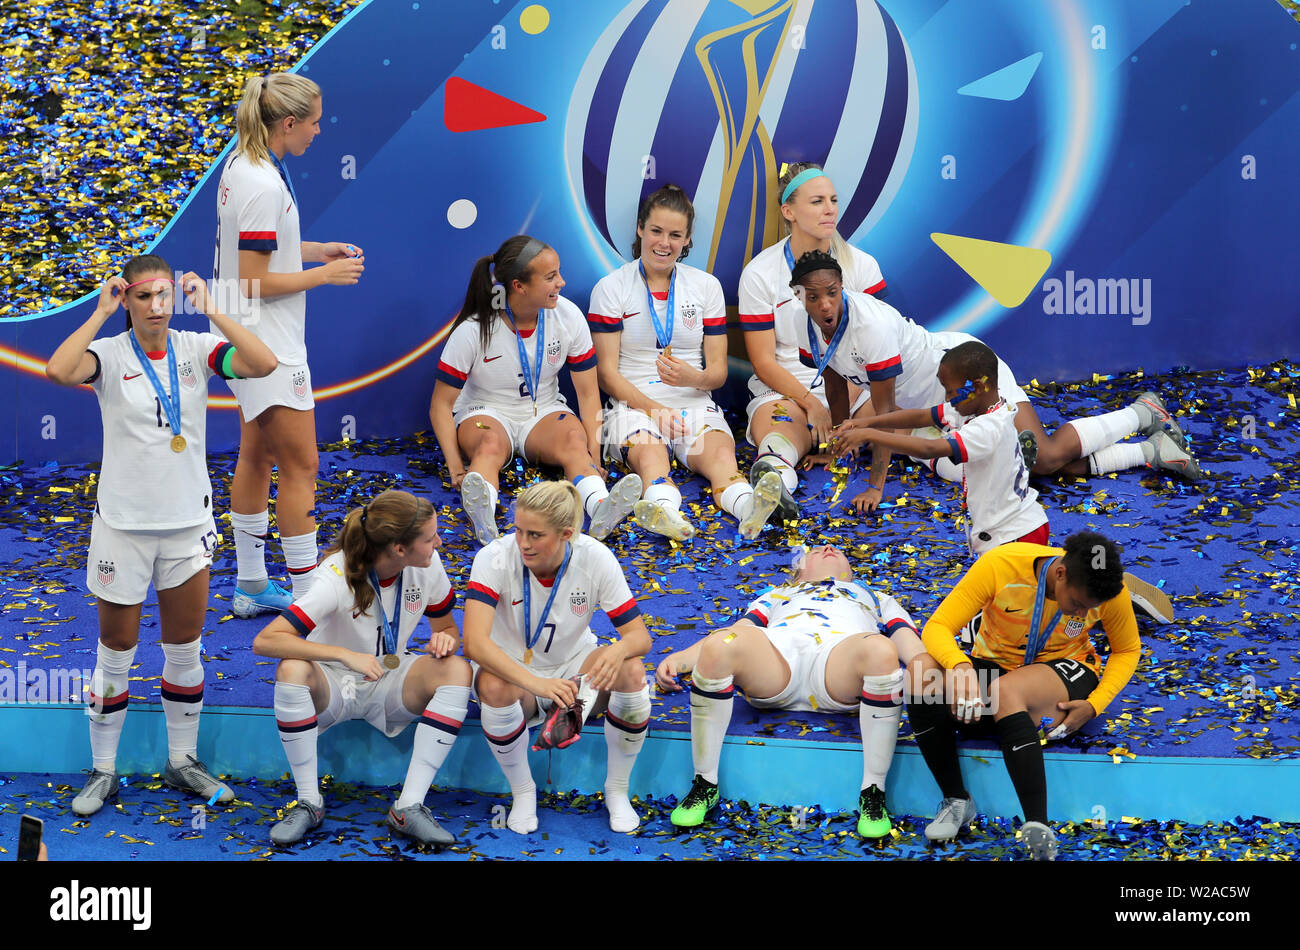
[523,648,533,665]
[170,434,186,453]
[382,654,401,671]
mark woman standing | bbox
[215,72,365,617]
[45,255,278,816]
[431,236,641,545]
[588,184,782,541]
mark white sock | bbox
[1066,407,1141,456]
[756,433,798,494]
[858,670,904,790]
[88,641,137,774]
[486,481,499,510]
[688,672,734,785]
[480,701,536,833]
[920,456,963,482]
[575,474,608,519]
[232,510,269,589]
[644,480,682,511]
[718,481,755,522]
[160,640,204,767]
[281,530,318,598]
[1089,441,1149,475]
[274,681,322,807]
[603,684,650,832]
[396,685,469,809]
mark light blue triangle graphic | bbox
[957,52,1044,102]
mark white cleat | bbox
[460,472,499,546]
[738,471,782,540]
[1123,572,1174,624]
[589,474,642,540]
[633,500,696,541]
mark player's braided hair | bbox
[325,489,434,615]
[454,234,553,352]
[120,255,172,331]
[788,248,841,286]
[631,183,694,260]
[1061,531,1125,603]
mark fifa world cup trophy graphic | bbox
[694,0,796,275]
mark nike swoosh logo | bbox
[511,599,523,606]
[484,355,503,363]
[776,298,793,308]
[123,373,142,381]
[1005,608,1021,613]
[1012,741,1038,752]
[352,610,362,619]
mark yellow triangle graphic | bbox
[931,233,1052,308]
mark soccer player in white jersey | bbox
[431,235,641,546]
[738,163,891,515]
[215,73,366,618]
[463,481,653,834]
[253,490,472,847]
[588,184,782,542]
[785,250,1204,510]
[45,254,278,817]
[655,545,925,838]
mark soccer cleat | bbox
[163,754,234,804]
[738,470,782,540]
[1123,572,1174,624]
[460,472,499,546]
[957,611,983,651]
[1018,429,1039,469]
[71,769,120,817]
[924,796,977,842]
[270,800,325,845]
[231,578,294,618]
[387,803,456,847]
[589,474,642,540]
[1145,430,1204,482]
[1019,820,1058,861]
[857,784,892,839]
[1132,392,1188,451]
[750,456,799,522]
[670,774,720,828]
[633,499,696,541]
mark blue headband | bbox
[781,168,826,204]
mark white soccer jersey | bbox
[738,238,885,386]
[87,329,239,531]
[466,533,640,670]
[282,550,456,658]
[798,290,938,408]
[930,399,1048,554]
[212,152,307,364]
[435,297,596,412]
[587,261,727,402]
[743,578,918,643]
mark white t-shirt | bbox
[738,238,885,387]
[212,152,307,364]
[743,578,918,642]
[435,297,596,412]
[466,533,640,671]
[87,329,238,530]
[931,399,1048,554]
[798,290,937,408]
[282,550,456,660]
[587,261,727,403]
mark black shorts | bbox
[954,656,1100,736]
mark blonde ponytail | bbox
[234,72,322,166]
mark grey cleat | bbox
[749,456,799,522]
[590,474,642,540]
[270,800,325,845]
[739,471,783,540]
[163,754,234,803]
[633,499,696,541]
[1145,430,1204,481]
[1132,391,1188,451]
[72,769,120,817]
[387,803,457,847]
[1019,820,1058,861]
[924,795,977,842]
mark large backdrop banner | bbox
[3,0,1297,463]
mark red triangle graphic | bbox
[443,77,547,133]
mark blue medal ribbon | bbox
[267,150,298,207]
[637,261,674,350]
[368,570,404,656]
[503,300,546,411]
[521,543,571,659]
[128,330,181,440]
[783,240,798,274]
[804,296,849,389]
[1023,557,1064,664]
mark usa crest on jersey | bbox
[680,302,699,330]
[292,369,308,398]
[178,360,198,390]
[546,338,562,366]
[1065,616,1086,638]
[570,589,589,616]
[97,560,115,586]
[404,585,422,614]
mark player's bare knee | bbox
[906,654,943,703]
[859,633,898,672]
[276,658,314,685]
[697,628,741,677]
[475,668,515,706]
[477,428,510,462]
[614,656,647,692]
[441,655,473,688]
